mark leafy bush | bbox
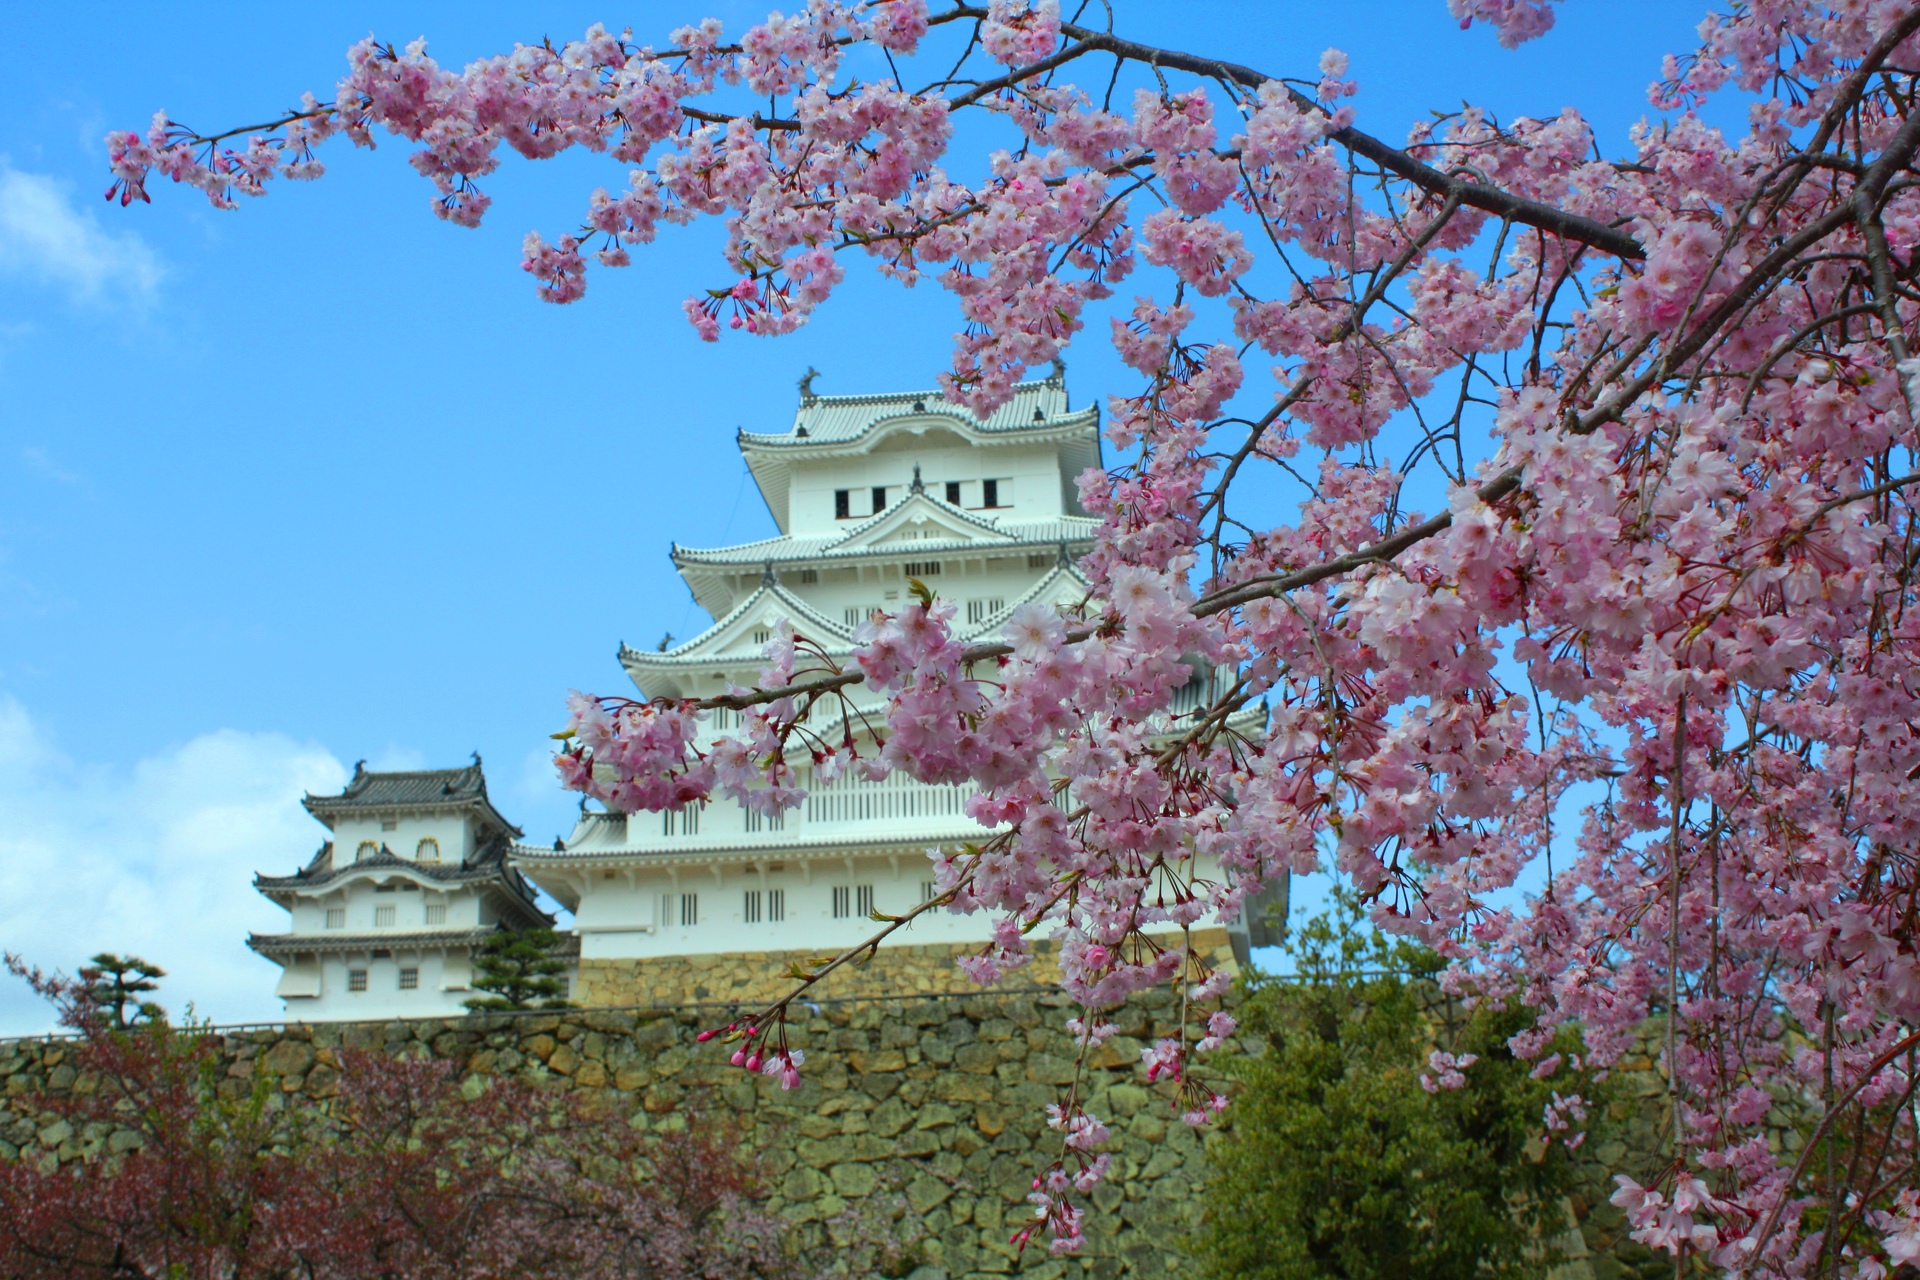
[1191,895,1599,1280]
[2,954,799,1280]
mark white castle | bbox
[254,369,1279,1017]
[250,759,558,1020]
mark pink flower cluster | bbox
[115,0,1920,1265]
[1418,1048,1478,1093]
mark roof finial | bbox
[798,366,820,402]
[762,560,777,587]
[1057,540,1072,567]
[910,463,925,495]
[352,758,367,776]
[1049,355,1066,381]
[471,750,482,769]
[656,631,675,652]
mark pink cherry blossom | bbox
[112,2,1920,1264]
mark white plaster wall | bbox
[279,948,476,1021]
[571,848,1237,962]
[285,877,482,933]
[788,442,1064,534]
[328,812,477,866]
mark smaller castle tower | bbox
[250,759,562,1020]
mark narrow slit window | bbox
[832,885,851,918]
[680,893,699,926]
[856,885,874,917]
[425,903,447,925]
[922,880,939,905]
[325,907,345,929]
[374,905,396,928]
[768,888,785,922]
[744,889,762,923]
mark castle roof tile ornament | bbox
[302,761,523,837]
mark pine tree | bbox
[464,929,570,1011]
[77,954,166,1027]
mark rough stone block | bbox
[829,1161,879,1198]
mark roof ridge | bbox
[800,375,1060,410]
[740,405,1098,444]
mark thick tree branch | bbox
[941,4,1645,260]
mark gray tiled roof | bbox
[742,375,1090,447]
[247,928,496,958]
[248,928,579,959]
[255,837,551,927]
[672,511,1097,567]
[302,759,523,837]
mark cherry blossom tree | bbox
[105,1,1920,1272]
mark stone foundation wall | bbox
[574,928,1242,1008]
[1,987,1229,1280]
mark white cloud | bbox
[0,696,347,1035]
[20,446,82,487]
[0,165,164,305]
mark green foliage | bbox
[77,953,166,1027]
[1191,892,1597,1280]
[464,928,572,1011]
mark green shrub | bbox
[1191,893,1599,1280]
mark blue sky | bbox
[0,0,1718,1032]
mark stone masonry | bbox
[573,928,1243,1009]
[1,986,1230,1280]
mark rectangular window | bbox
[768,888,785,922]
[1028,552,1052,570]
[799,568,818,584]
[982,478,1007,507]
[966,598,1006,625]
[744,807,786,833]
[325,907,345,929]
[374,905,396,927]
[744,889,762,923]
[871,485,887,514]
[752,628,771,645]
[380,818,398,831]
[845,606,865,628]
[856,884,874,917]
[663,808,700,836]
[832,885,852,918]
[945,480,963,504]
[348,969,368,993]
[398,967,419,990]
[902,561,942,577]
[835,489,851,519]
[681,893,699,926]
[424,903,447,926]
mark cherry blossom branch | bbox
[1015,9,1648,260]
[1745,1029,1920,1266]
